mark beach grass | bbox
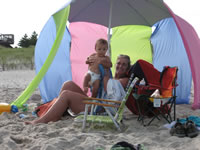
[0,45,35,70]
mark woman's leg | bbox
[60,81,86,96]
[25,90,86,124]
[91,79,100,97]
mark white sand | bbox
[0,70,200,150]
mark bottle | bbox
[0,103,11,114]
[11,105,18,113]
[139,79,146,85]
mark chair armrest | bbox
[83,97,121,104]
[83,101,120,108]
[145,84,161,89]
[137,83,178,90]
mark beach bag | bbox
[35,98,57,117]
[126,92,154,117]
[110,141,144,150]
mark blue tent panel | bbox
[151,18,192,104]
[35,16,72,103]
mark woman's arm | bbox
[86,53,96,64]
[87,55,112,68]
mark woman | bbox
[25,54,131,124]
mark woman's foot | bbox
[24,120,39,125]
[24,121,35,125]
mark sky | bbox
[0,0,199,47]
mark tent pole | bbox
[107,0,113,57]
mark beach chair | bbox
[133,65,178,126]
[89,64,113,114]
[75,75,139,131]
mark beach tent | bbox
[11,0,200,110]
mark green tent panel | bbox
[111,25,152,73]
[11,5,70,108]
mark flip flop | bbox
[185,119,199,138]
[170,119,186,138]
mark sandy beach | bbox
[0,70,200,150]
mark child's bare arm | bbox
[99,56,112,69]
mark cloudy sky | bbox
[0,0,199,47]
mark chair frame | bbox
[81,76,139,131]
[134,67,178,126]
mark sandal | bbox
[185,118,199,138]
[170,118,186,137]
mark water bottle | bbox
[140,79,146,85]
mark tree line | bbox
[18,31,38,48]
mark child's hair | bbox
[95,38,108,49]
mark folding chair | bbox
[75,75,139,131]
[134,66,178,126]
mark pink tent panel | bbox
[165,3,200,109]
[69,22,108,89]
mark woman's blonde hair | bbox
[117,54,131,71]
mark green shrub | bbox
[0,46,35,70]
